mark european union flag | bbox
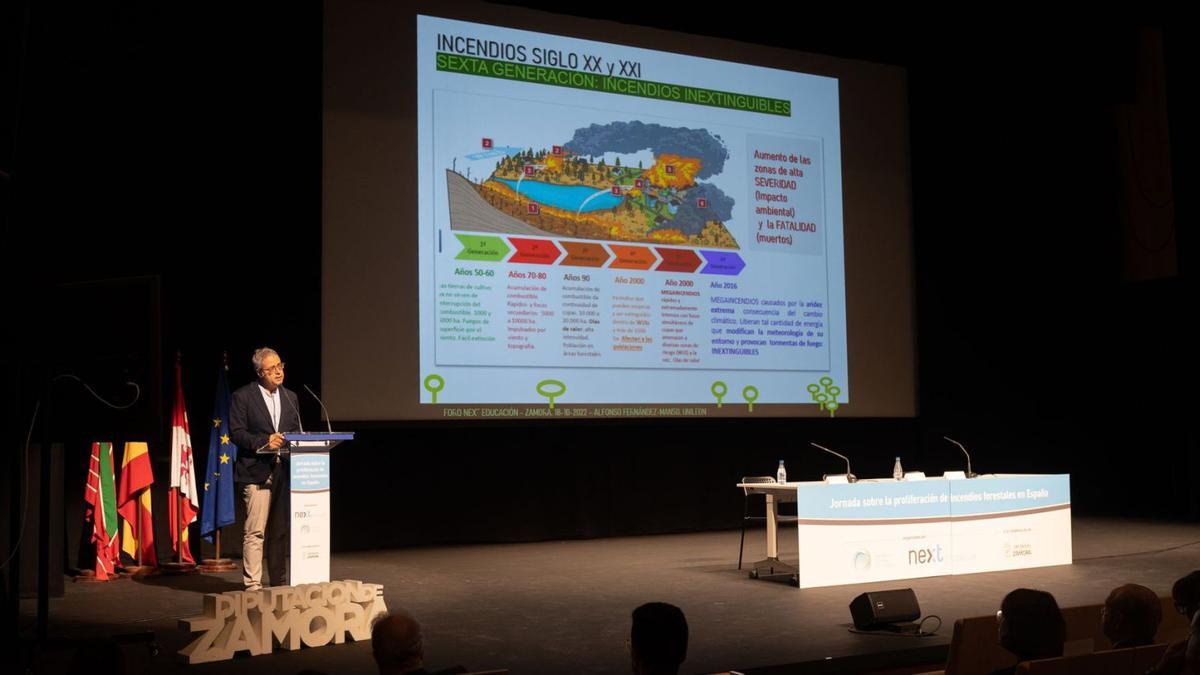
[200,356,237,542]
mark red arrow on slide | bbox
[654,248,702,273]
[508,238,563,264]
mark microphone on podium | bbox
[283,388,305,433]
[303,384,334,433]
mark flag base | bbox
[122,565,159,577]
[159,561,199,575]
[198,558,238,573]
[74,570,120,583]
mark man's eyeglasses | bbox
[259,363,285,374]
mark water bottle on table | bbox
[777,460,787,484]
[893,456,904,481]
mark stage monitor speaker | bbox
[849,588,920,629]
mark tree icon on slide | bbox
[807,377,841,417]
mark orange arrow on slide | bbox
[608,244,657,270]
[559,241,611,267]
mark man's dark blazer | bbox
[229,380,302,586]
[229,382,302,485]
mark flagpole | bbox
[177,489,183,564]
[123,490,157,576]
[123,493,149,576]
[163,464,197,574]
[198,522,237,572]
[217,350,226,565]
[178,351,185,567]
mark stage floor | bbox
[20,517,1200,674]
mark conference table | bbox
[737,474,1072,589]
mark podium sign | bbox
[290,451,331,585]
[283,433,353,585]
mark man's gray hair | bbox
[252,347,279,372]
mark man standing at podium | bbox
[230,347,302,590]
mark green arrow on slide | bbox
[455,234,510,262]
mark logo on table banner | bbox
[1004,542,1033,558]
[179,580,387,664]
[907,544,945,566]
[853,550,872,571]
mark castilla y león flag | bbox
[169,357,200,563]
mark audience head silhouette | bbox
[997,588,1065,662]
[1103,583,1162,648]
[630,602,688,675]
[1173,570,1200,623]
[372,611,425,675]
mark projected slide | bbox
[417,15,847,415]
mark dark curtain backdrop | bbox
[5,6,1196,562]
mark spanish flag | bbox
[117,441,157,566]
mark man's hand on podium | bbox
[268,433,285,450]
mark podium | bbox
[271,432,354,585]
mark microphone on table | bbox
[943,436,978,478]
[809,442,857,483]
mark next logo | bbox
[907,544,945,565]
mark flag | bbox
[117,441,157,566]
[200,357,238,542]
[84,441,120,579]
[169,355,200,563]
